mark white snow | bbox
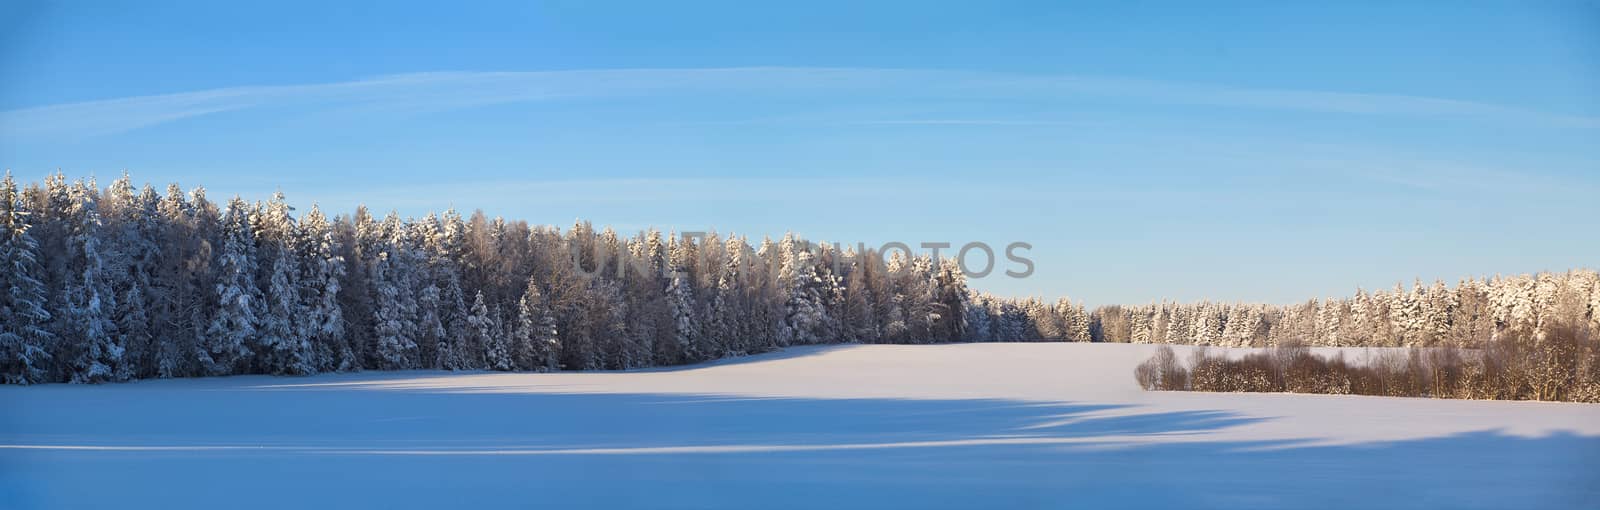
[3,343,1597,509]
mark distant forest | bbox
[2,173,1597,384]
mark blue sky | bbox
[1,0,1596,305]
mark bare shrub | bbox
[1423,347,1464,398]
[1134,349,1162,390]
[1134,345,1186,390]
[1183,348,1278,393]
[1527,324,1584,401]
[1284,348,1338,394]
[1319,352,1354,395]
[1573,330,1600,403]
[1188,347,1225,392]
[1224,354,1276,393]
[1133,321,1600,403]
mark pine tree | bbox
[61,180,122,383]
[372,250,419,370]
[114,281,152,378]
[415,281,447,369]
[962,292,992,342]
[472,291,510,371]
[100,174,159,379]
[296,205,347,372]
[842,259,875,342]
[437,273,472,370]
[261,247,314,374]
[712,236,752,352]
[512,277,560,371]
[1421,280,1456,346]
[1131,306,1153,344]
[884,295,908,342]
[509,278,537,371]
[778,234,825,346]
[666,265,698,363]
[0,172,53,384]
[931,259,969,342]
[201,198,260,376]
[533,291,560,371]
[335,206,381,370]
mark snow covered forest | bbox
[2,172,1598,385]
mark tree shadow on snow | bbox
[624,343,863,372]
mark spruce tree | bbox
[201,198,260,375]
[61,180,121,383]
[0,173,53,384]
[471,291,509,371]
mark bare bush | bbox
[1134,345,1186,390]
[1135,322,1600,403]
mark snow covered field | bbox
[3,343,1597,509]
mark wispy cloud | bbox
[656,117,1100,128]
[841,119,1097,127]
[3,67,1595,138]
[301,175,925,212]
[289,175,960,238]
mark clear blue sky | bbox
[1,0,1596,305]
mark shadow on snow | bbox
[1,381,1596,509]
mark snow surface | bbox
[3,343,1597,509]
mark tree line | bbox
[2,172,1597,385]
[1,173,984,383]
[1078,269,1600,348]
